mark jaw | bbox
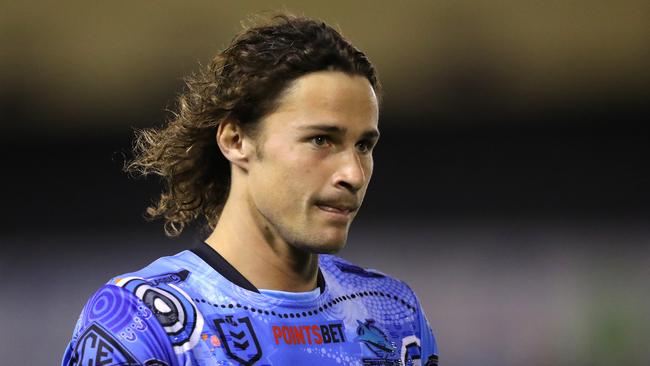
[247,191,357,255]
[292,212,352,254]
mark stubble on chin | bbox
[287,227,350,255]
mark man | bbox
[62,14,438,366]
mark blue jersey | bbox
[62,244,438,366]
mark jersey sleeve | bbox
[403,282,438,366]
[61,284,179,366]
[416,304,439,366]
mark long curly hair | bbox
[125,14,382,237]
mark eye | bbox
[356,140,374,154]
[311,135,329,147]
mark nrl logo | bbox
[213,315,262,366]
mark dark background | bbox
[1,1,648,365]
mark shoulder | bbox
[319,254,419,311]
[106,250,199,286]
[105,250,206,354]
[63,251,206,365]
[320,255,438,363]
[64,283,177,366]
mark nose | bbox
[333,149,367,193]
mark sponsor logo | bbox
[69,322,138,366]
[146,270,190,286]
[213,315,262,366]
[271,322,346,346]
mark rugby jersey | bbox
[61,243,438,366]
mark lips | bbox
[315,201,358,215]
[317,205,351,214]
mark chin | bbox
[292,235,348,254]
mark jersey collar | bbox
[191,241,326,294]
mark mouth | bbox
[315,202,358,219]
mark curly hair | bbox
[125,14,382,237]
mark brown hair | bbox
[125,14,382,237]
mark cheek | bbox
[263,153,313,201]
[258,140,328,197]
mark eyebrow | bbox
[298,124,380,140]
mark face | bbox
[245,70,379,254]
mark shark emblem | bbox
[355,319,397,357]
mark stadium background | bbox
[1,1,648,365]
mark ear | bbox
[216,118,254,171]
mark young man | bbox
[62,14,438,366]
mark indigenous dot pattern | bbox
[190,287,414,321]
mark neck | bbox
[205,187,319,292]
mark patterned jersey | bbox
[61,244,438,366]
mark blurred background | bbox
[1,1,648,365]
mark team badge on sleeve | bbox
[68,322,139,366]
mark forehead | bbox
[261,70,379,135]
